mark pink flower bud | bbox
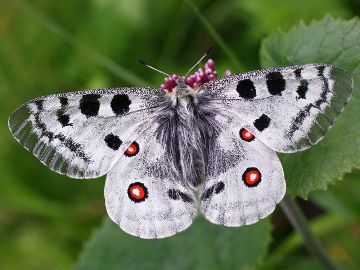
[196,76,203,84]
[205,59,215,70]
[159,58,226,90]
[205,68,213,75]
[186,75,195,85]
[165,77,176,88]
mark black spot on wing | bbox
[236,79,256,99]
[35,99,44,110]
[179,192,193,203]
[59,97,68,106]
[317,66,325,77]
[104,133,122,150]
[201,182,225,200]
[167,189,193,203]
[57,114,72,127]
[214,181,225,194]
[254,114,271,131]
[168,189,179,200]
[111,94,131,116]
[79,94,101,117]
[266,71,286,95]
[57,97,72,127]
[297,80,309,99]
[294,68,302,79]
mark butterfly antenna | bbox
[184,46,214,77]
[138,59,171,77]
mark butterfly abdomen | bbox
[155,93,221,188]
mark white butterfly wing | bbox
[8,87,162,178]
[200,115,285,226]
[10,63,352,238]
[104,124,197,239]
[204,64,352,152]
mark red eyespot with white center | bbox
[124,141,139,157]
[240,128,255,142]
[127,182,148,203]
[242,167,262,187]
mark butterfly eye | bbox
[124,141,139,157]
[127,182,148,203]
[239,128,255,142]
[242,167,261,187]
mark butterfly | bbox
[8,58,353,239]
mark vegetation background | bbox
[0,0,359,269]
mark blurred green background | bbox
[1,0,360,269]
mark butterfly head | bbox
[174,78,195,98]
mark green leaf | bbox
[74,218,271,270]
[260,16,360,198]
[311,171,360,222]
[238,0,351,40]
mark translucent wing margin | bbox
[8,87,162,178]
[203,64,353,152]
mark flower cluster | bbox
[160,59,231,93]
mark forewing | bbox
[204,64,353,152]
[8,87,162,178]
[200,115,285,226]
[104,124,197,239]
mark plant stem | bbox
[280,195,342,270]
[267,213,347,266]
